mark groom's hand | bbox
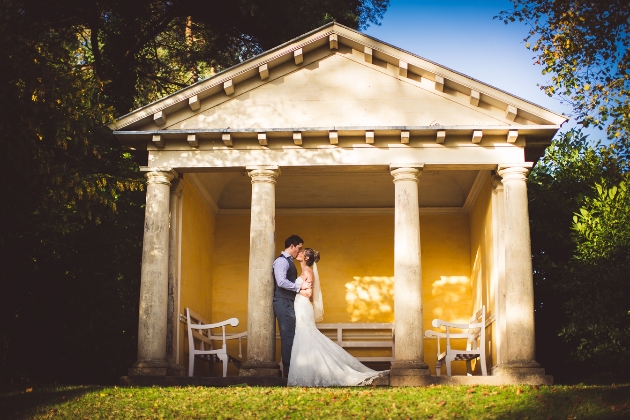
[300,280,312,290]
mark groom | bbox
[273,234,312,378]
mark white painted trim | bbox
[463,170,491,212]
[217,207,467,215]
[186,173,219,214]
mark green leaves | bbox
[498,0,630,154]
[528,128,630,376]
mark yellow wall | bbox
[468,174,496,370]
[211,212,472,375]
[178,175,216,370]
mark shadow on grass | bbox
[495,384,630,419]
[0,385,102,419]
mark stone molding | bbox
[390,166,422,182]
[497,163,533,182]
[145,170,174,186]
[491,174,504,193]
[247,167,281,184]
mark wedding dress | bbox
[287,275,388,387]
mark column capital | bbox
[390,166,422,182]
[170,178,184,198]
[247,166,281,184]
[145,170,175,186]
[491,174,504,193]
[497,163,533,182]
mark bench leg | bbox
[466,360,473,376]
[445,357,453,377]
[218,354,229,377]
[188,353,195,377]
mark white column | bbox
[167,179,184,371]
[240,166,281,378]
[496,164,541,374]
[491,175,507,368]
[390,166,430,385]
[131,169,175,376]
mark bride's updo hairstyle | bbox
[303,248,320,267]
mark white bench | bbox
[424,306,487,376]
[278,323,395,372]
[184,308,247,377]
[316,323,395,363]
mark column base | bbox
[129,359,171,376]
[239,361,281,378]
[167,364,187,377]
[493,360,550,383]
[390,361,431,386]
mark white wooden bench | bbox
[424,306,487,376]
[316,323,395,363]
[184,308,247,377]
[278,323,395,373]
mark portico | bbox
[113,22,566,386]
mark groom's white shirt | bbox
[273,251,301,293]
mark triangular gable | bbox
[111,22,566,152]
[172,52,510,131]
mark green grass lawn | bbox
[1,384,629,419]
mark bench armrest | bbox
[431,319,472,329]
[425,330,445,339]
[189,318,239,330]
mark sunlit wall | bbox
[178,175,216,372]
[468,174,496,371]
[208,212,473,375]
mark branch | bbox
[124,6,181,59]
[143,73,188,88]
[90,25,104,82]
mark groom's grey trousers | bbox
[273,296,296,372]
[273,253,299,374]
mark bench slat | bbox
[338,341,394,348]
[356,357,395,362]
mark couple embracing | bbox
[273,235,388,387]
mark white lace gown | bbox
[287,277,388,387]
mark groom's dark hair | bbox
[285,235,304,249]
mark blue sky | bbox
[363,0,577,129]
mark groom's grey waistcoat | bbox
[273,255,297,300]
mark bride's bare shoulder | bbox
[303,266,314,279]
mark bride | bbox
[287,248,388,387]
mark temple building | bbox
[111,22,567,386]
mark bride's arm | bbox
[299,270,314,298]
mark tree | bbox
[564,176,630,369]
[497,0,630,153]
[526,129,628,380]
[0,0,389,385]
[499,0,630,381]
[17,0,388,114]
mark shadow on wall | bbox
[344,275,471,324]
[431,276,471,324]
[345,276,394,322]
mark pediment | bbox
[111,22,566,159]
[169,53,510,131]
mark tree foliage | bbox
[0,0,388,385]
[18,0,388,114]
[564,175,630,366]
[528,129,630,379]
[498,0,630,152]
[499,0,630,380]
